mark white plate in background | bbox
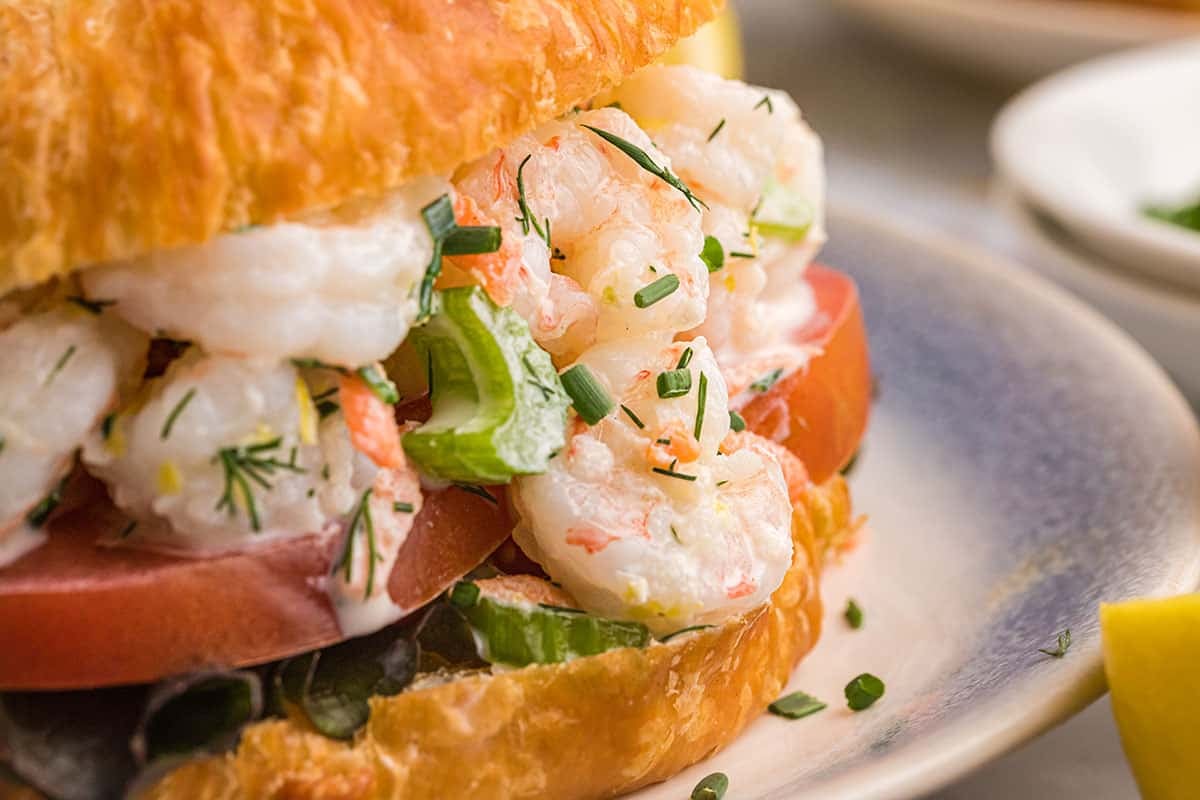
[998,185,1200,404]
[993,40,1200,291]
[632,207,1200,799]
[829,0,1200,84]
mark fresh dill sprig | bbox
[213,437,306,532]
[515,154,552,248]
[580,125,708,212]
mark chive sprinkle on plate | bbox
[690,772,729,800]
[844,673,885,711]
[768,690,827,720]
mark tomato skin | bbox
[0,476,509,691]
[739,264,871,485]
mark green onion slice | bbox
[691,772,730,800]
[442,225,502,256]
[729,410,746,433]
[561,364,615,425]
[844,673,885,711]
[449,581,650,666]
[656,369,692,399]
[769,690,827,719]
[634,274,680,308]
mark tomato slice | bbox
[737,264,871,485]
[0,475,510,690]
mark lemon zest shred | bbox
[156,461,184,495]
[105,416,127,457]
[295,377,318,445]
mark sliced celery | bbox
[450,581,650,666]
[753,177,813,243]
[403,287,569,483]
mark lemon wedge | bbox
[659,7,744,80]
[1100,594,1200,799]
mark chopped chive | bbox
[669,524,681,542]
[676,347,694,370]
[755,95,774,113]
[0,434,5,455]
[160,388,196,440]
[101,413,116,440]
[729,250,756,259]
[25,477,67,528]
[561,364,615,425]
[656,438,672,445]
[700,235,725,273]
[307,488,315,498]
[750,368,783,393]
[393,501,414,513]
[442,225,502,256]
[214,437,305,532]
[361,490,378,598]
[844,673,885,711]
[694,372,708,441]
[45,344,76,385]
[515,154,551,246]
[356,364,400,405]
[656,369,692,399]
[316,400,340,419]
[716,479,729,487]
[119,520,138,539]
[845,598,864,629]
[707,118,727,142]
[620,404,646,429]
[652,463,698,482]
[691,772,729,800]
[769,690,827,719]
[1038,629,1072,659]
[729,410,746,433]
[634,274,680,308]
[580,125,708,212]
[321,464,331,480]
[418,194,458,322]
[66,295,116,314]
[660,624,714,642]
[453,483,498,505]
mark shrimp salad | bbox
[0,66,826,639]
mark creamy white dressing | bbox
[331,584,409,638]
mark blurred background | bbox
[726,1,1200,796]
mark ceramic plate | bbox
[993,40,1200,291]
[633,206,1200,799]
[997,184,1200,405]
[829,0,1200,84]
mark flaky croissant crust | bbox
[139,475,852,800]
[0,0,721,296]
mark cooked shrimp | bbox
[81,176,451,367]
[452,107,709,359]
[80,354,411,552]
[0,305,147,565]
[510,336,794,634]
[608,65,826,358]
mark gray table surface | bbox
[738,2,1144,797]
